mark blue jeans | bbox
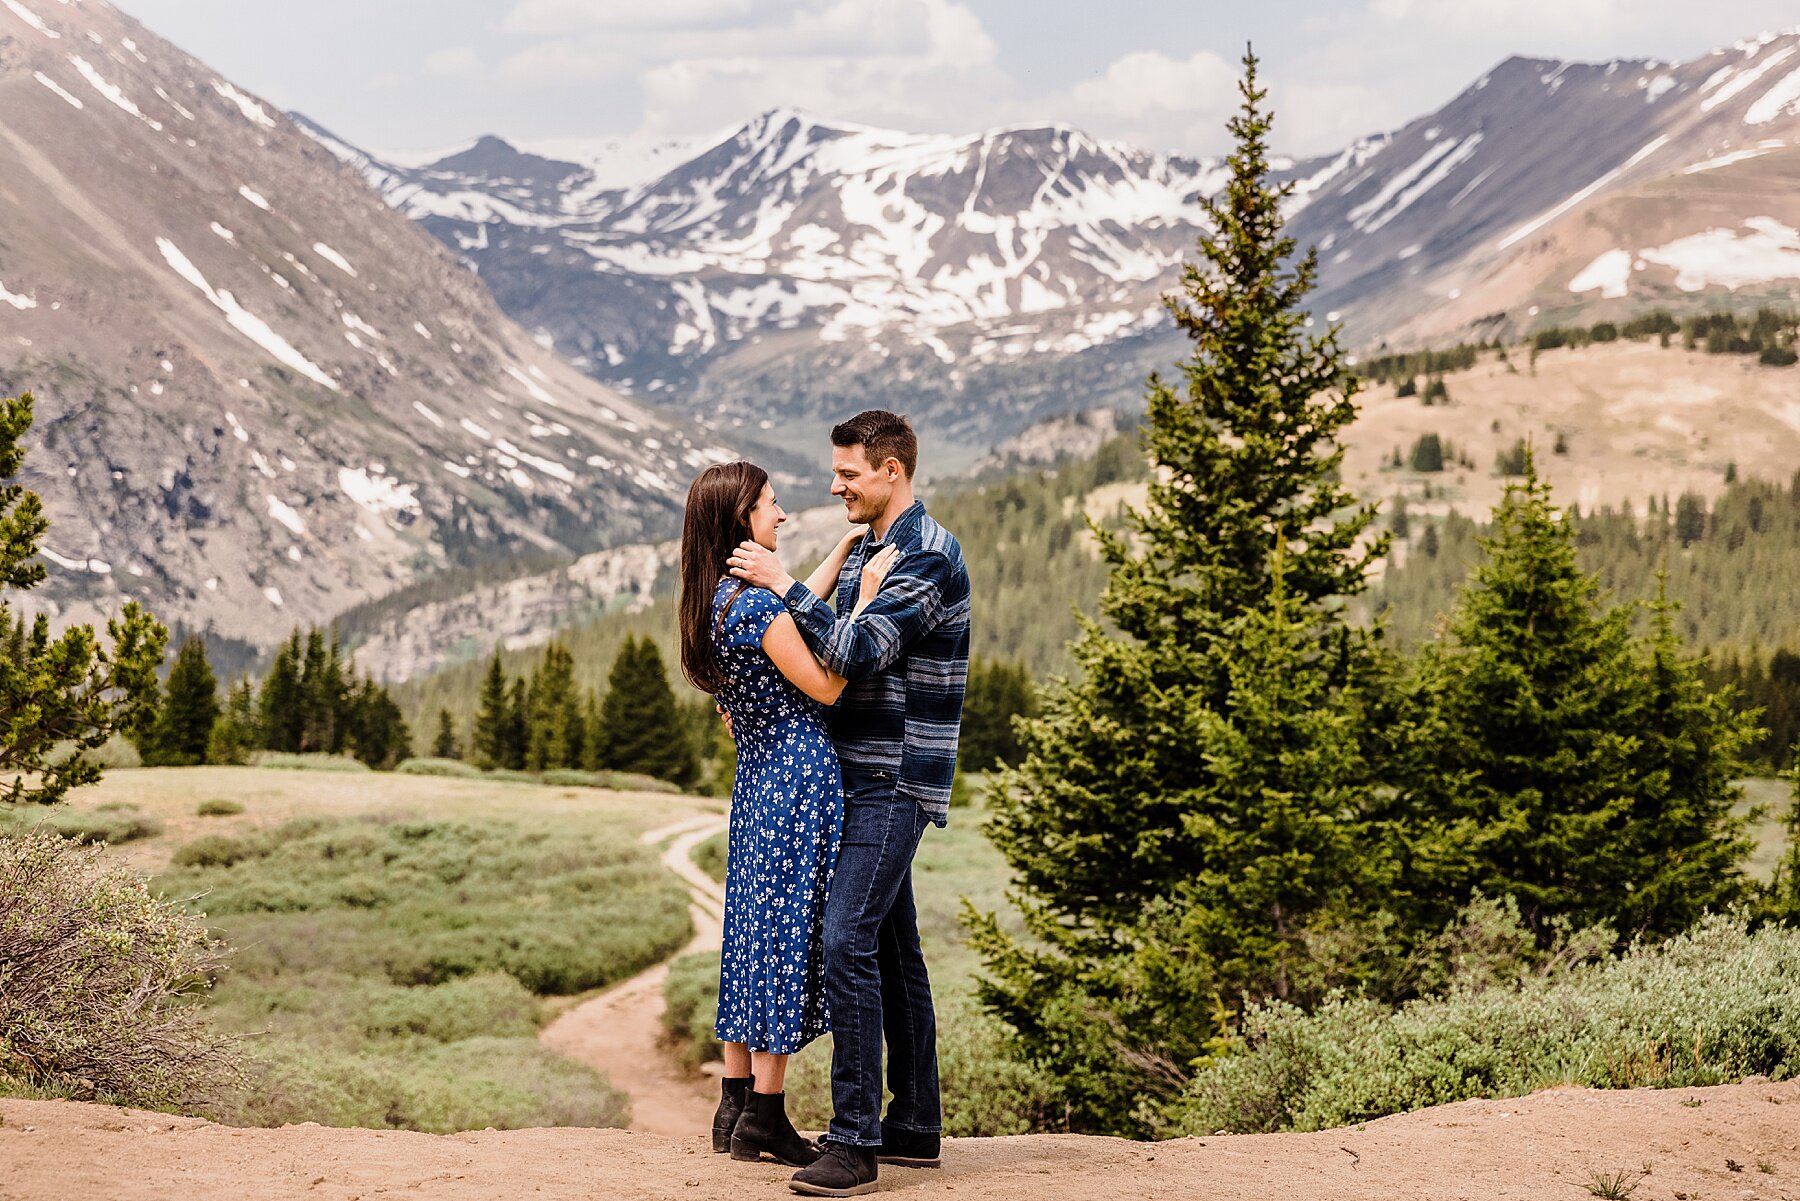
[822,768,940,1146]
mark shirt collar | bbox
[868,500,926,549]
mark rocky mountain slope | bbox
[316,31,1800,462]
[0,0,734,643]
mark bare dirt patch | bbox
[3,1080,1796,1200]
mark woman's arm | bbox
[762,611,848,705]
[801,528,866,599]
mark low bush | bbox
[217,1036,628,1132]
[171,833,261,868]
[0,828,242,1110]
[693,831,727,884]
[396,758,482,779]
[31,806,164,846]
[361,973,540,1043]
[1163,915,1800,1135]
[197,799,246,817]
[251,752,371,773]
[540,768,684,794]
[662,951,722,1068]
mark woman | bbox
[678,461,897,1167]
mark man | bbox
[727,409,971,1198]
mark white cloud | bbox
[424,48,484,80]
[504,0,756,34]
[1047,50,1239,153]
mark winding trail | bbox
[538,813,729,1137]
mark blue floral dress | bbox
[711,578,842,1053]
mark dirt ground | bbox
[3,1080,1797,1200]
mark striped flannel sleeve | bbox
[781,551,954,682]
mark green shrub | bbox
[197,799,246,817]
[0,828,241,1110]
[396,758,482,779]
[541,768,684,794]
[361,974,540,1043]
[1164,915,1800,1135]
[171,833,260,869]
[39,807,163,846]
[693,831,727,885]
[219,1036,627,1132]
[486,769,540,784]
[251,752,371,773]
[662,951,722,1069]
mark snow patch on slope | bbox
[1639,217,1800,290]
[212,80,277,128]
[1568,248,1632,298]
[157,238,340,391]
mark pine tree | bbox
[431,708,461,760]
[207,676,262,765]
[581,689,604,772]
[525,644,575,771]
[1416,455,1748,937]
[502,677,530,771]
[969,53,1391,1134]
[597,636,699,785]
[139,637,220,766]
[472,651,509,769]
[0,393,166,804]
[258,634,304,752]
[1607,581,1756,933]
[959,658,1038,771]
[345,678,411,769]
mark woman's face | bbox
[746,482,787,551]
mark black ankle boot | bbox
[789,1141,878,1197]
[712,1077,752,1153]
[730,1090,821,1167]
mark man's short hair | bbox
[831,410,918,479]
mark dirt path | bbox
[6,1080,1797,1200]
[538,813,729,1137]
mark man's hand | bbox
[727,540,796,595]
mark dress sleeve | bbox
[722,585,785,649]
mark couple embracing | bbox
[677,410,971,1197]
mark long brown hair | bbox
[678,460,768,694]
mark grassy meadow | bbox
[6,765,717,1133]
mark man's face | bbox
[830,443,895,525]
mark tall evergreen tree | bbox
[1768,757,1800,923]
[1416,457,1751,938]
[502,677,530,771]
[431,708,461,760]
[525,643,576,771]
[597,636,699,785]
[0,393,165,804]
[258,634,304,752]
[472,651,509,769]
[139,638,220,766]
[345,679,411,769]
[969,52,1390,1134]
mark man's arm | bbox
[780,551,954,682]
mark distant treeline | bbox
[108,627,414,770]
[1531,307,1798,366]
[1370,473,1800,768]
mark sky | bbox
[117,0,1800,163]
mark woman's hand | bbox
[857,544,901,609]
[838,526,869,552]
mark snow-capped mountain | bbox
[314,31,1800,459]
[0,0,734,643]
